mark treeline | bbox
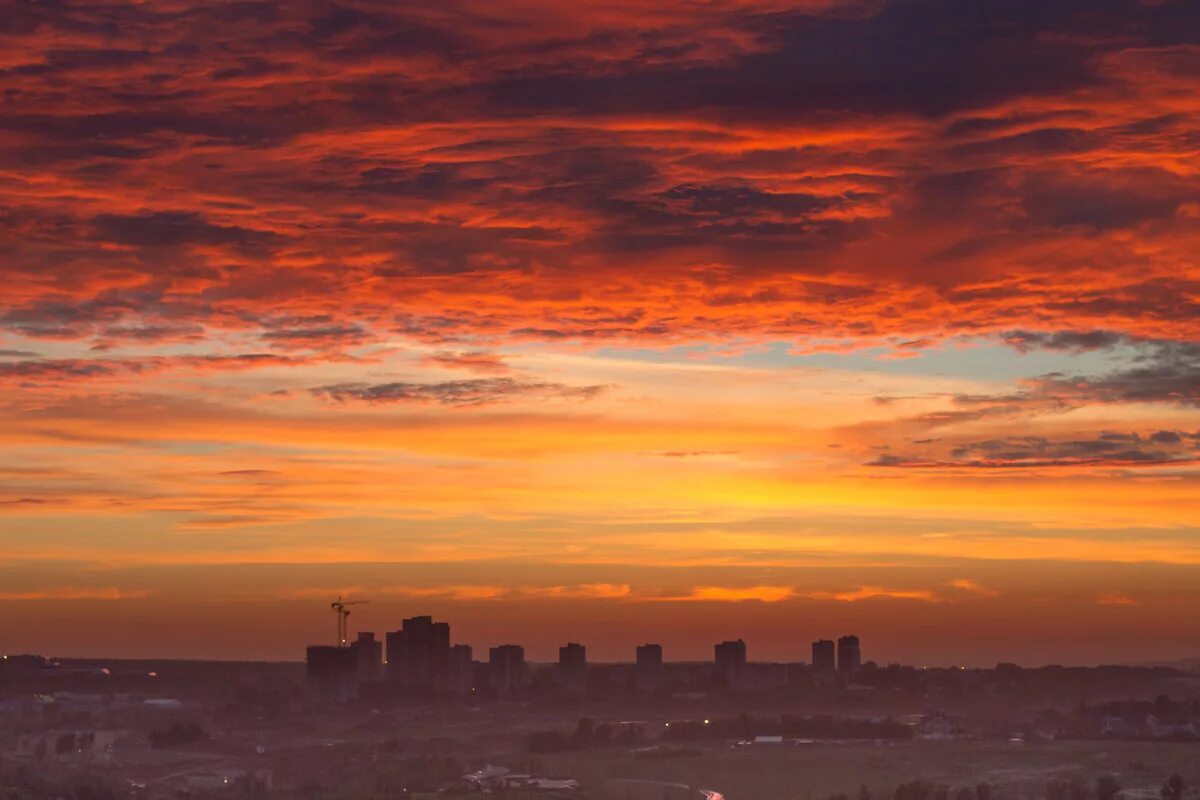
[148,720,205,748]
[824,773,1187,800]
[526,718,648,753]
[826,781,995,800]
[782,715,913,739]
[0,764,119,800]
[525,714,913,753]
[662,714,912,741]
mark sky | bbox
[1,0,1198,665]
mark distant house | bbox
[1100,716,1142,738]
[182,768,272,792]
[460,766,578,794]
[463,765,511,792]
[504,776,580,793]
[15,730,123,764]
[915,714,960,740]
[142,698,184,710]
[1146,715,1197,739]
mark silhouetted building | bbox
[557,642,587,695]
[305,645,356,702]
[635,643,663,693]
[714,639,747,690]
[489,644,525,696]
[447,644,474,694]
[743,662,789,692]
[350,632,383,683]
[387,616,451,690]
[837,635,861,683]
[811,639,836,684]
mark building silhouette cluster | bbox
[306,614,863,702]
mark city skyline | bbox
[305,611,878,700]
[1,0,1198,665]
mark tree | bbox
[149,720,204,748]
[525,730,570,753]
[66,777,119,800]
[575,717,595,741]
[55,733,76,755]
[1096,775,1121,800]
[896,781,936,800]
[1161,775,1185,800]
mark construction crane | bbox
[330,596,369,647]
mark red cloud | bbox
[0,1,1196,355]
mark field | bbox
[530,741,1199,800]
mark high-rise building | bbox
[305,645,357,702]
[811,639,836,682]
[714,639,747,690]
[837,635,861,683]
[446,644,474,694]
[489,644,525,696]
[634,643,663,693]
[557,642,587,695]
[350,632,383,683]
[386,616,451,689]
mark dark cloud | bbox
[662,184,839,217]
[1021,183,1184,231]
[92,212,276,249]
[1043,279,1200,324]
[0,359,124,381]
[311,378,606,406]
[1002,330,1129,353]
[0,353,310,384]
[260,324,371,349]
[870,430,1200,469]
[477,2,1107,119]
[993,334,1200,407]
[1028,358,1200,408]
[1,0,1199,347]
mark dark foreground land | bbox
[1,658,1197,800]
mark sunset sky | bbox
[1,0,1198,665]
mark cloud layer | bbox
[2,0,1199,350]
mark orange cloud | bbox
[670,586,796,603]
[948,578,1000,597]
[657,585,941,603]
[0,587,150,601]
[822,586,939,603]
[522,584,633,599]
